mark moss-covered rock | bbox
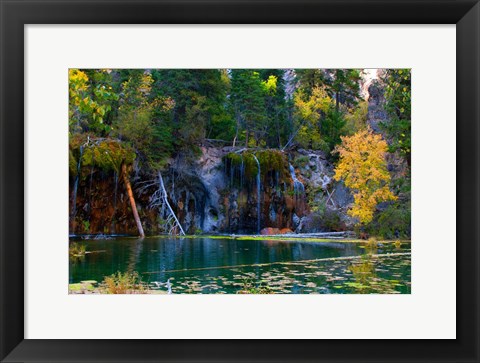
[69,135,136,175]
[224,149,289,183]
[256,149,287,177]
[82,139,136,173]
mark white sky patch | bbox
[361,68,381,99]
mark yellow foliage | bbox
[262,75,278,95]
[294,87,331,122]
[344,100,368,134]
[69,69,89,107]
[334,129,396,224]
[293,87,332,149]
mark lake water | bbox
[69,237,411,294]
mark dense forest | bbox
[69,68,411,239]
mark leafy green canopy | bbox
[68,68,408,178]
[381,69,411,165]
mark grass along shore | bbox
[149,234,411,244]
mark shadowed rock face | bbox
[366,81,390,134]
[365,81,409,186]
[221,149,311,233]
[69,146,355,236]
[69,170,161,236]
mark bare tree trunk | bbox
[158,172,185,235]
[121,163,145,238]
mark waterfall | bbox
[289,163,305,194]
[252,154,261,233]
[70,145,84,222]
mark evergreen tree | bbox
[258,69,291,148]
[324,69,362,111]
[151,69,230,152]
[381,69,411,165]
[230,69,268,147]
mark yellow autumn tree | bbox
[334,129,396,224]
[69,69,117,132]
[293,86,332,150]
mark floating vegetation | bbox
[236,277,274,294]
[69,242,87,258]
[68,280,97,294]
[70,238,411,294]
[138,253,411,294]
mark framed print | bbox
[1,0,479,362]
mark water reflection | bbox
[69,237,411,294]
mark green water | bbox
[69,237,411,294]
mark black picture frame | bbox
[1,1,479,362]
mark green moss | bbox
[69,134,86,175]
[80,280,98,285]
[225,152,243,166]
[243,153,257,179]
[294,155,309,168]
[69,136,136,176]
[82,140,136,173]
[69,150,78,176]
[224,149,289,183]
[256,149,287,177]
[68,283,84,291]
[68,281,96,292]
[224,152,258,181]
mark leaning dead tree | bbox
[122,163,145,238]
[149,172,185,236]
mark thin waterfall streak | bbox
[71,145,84,221]
[289,163,305,195]
[89,157,94,211]
[253,154,261,233]
[240,154,244,187]
[112,171,119,233]
[113,171,118,211]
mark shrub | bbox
[293,155,309,168]
[367,203,411,239]
[101,271,149,294]
[302,208,346,232]
[82,220,90,233]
